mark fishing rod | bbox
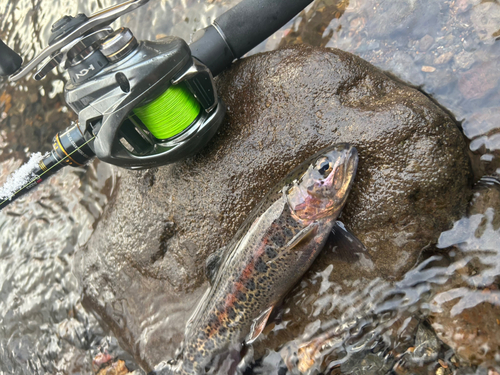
[0,0,314,210]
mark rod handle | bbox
[190,0,313,76]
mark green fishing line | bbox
[133,83,201,140]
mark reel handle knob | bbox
[51,15,74,33]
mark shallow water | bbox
[0,0,499,374]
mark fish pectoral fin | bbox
[329,221,372,265]
[246,306,274,344]
[286,222,318,250]
[205,246,227,285]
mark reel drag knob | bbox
[100,28,138,63]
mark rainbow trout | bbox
[153,143,358,375]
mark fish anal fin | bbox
[246,306,274,344]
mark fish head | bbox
[286,144,358,222]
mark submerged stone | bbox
[430,179,500,368]
[74,45,472,371]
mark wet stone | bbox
[340,351,394,375]
[418,34,435,51]
[458,61,500,101]
[430,297,500,367]
[75,45,472,371]
[434,52,454,65]
[430,179,500,368]
[471,2,500,42]
[96,359,131,375]
[386,51,425,85]
[408,323,440,366]
[453,51,476,71]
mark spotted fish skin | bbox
[153,144,358,375]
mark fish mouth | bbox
[331,144,358,208]
[343,145,358,191]
[336,143,358,170]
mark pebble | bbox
[434,52,453,65]
[453,51,476,70]
[96,359,130,375]
[28,92,38,104]
[410,324,440,365]
[452,0,473,14]
[419,34,435,51]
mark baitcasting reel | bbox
[0,0,314,209]
[7,0,225,170]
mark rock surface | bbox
[430,179,500,367]
[74,45,472,371]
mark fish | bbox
[152,143,358,375]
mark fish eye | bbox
[315,157,333,177]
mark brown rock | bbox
[74,45,472,371]
[434,52,453,65]
[430,295,500,366]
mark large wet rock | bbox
[74,45,472,371]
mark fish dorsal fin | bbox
[205,246,227,286]
[246,306,274,344]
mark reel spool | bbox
[132,83,201,141]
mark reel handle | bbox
[8,0,149,82]
[190,0,314,76]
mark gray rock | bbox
[386,51,425,86]
[453,51,476,71]
[74,45,472,371]
[364,0,441,39]
[418,35,435,52]
[471,2,500,42]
